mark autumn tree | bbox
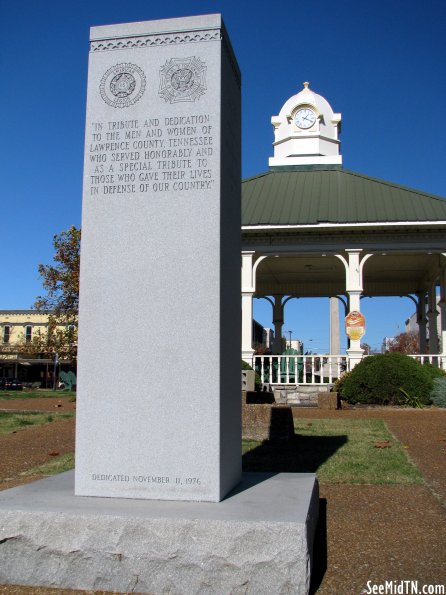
[31,226,81,361]
[386,331,419,355]
[36,226,80,320]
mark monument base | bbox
[0,471,319,594]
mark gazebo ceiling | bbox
[254,252,440,298]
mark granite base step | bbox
[0,470,319,595]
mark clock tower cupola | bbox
[269,82,342,168]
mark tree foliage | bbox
[35,226,80,322]
[386,331,419,354]
[33,226,81,360]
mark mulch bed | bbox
[0,397,76,492]
[0,396,76,412]
[0,417,75,491]
[0,403,445,594]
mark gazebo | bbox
[241,83,446,386]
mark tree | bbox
[386,331,419,355]
[33,226,81,361]
[35,226,80,321]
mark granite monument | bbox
[75,14,241,502]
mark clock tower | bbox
[269,82,342,167]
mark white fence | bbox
[408,354,446,368]
[254,354,348,386]
[253,353,446,387]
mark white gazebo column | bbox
[329,297,340,355]
[241,294,254,364]
[416,291,428,354]
[241,252,267,365]
[241,252,255,365]
[272,295,284,355]
[439,260,446,367]
[347,290,362,368]
[336,249,373,369]
[427,283,439,354]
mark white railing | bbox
[408,354,446,368]
[254,354,348,386]
[253,353,446,387]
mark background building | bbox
[0,310,75,386]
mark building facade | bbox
[0,310,75,386]
[0,310,50,348]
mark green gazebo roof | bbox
[242,168,446,227]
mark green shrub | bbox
[430,377,446,408]
[332,370,352,397]
[341,353,433,406]
[422,362,446,381]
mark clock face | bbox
[294,108,316,129]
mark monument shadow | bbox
[242,431,348,474]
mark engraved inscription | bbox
[100,63,146,108]
[88,114,215,196]
[91,473,202,487]
[159,57,206,103]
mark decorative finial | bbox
[303,81,310,89]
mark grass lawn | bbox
[12,417,424,486]
[22,453,75,477]
[242,418,424,485]
[0,411,74,435]
[0,389,76,400]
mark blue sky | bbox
[2,0,445,352]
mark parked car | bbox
[0,378,23,391]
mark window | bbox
[3,325,10,344]
[25,325,32,343]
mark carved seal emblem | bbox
[100,63,146,108]
[159,57,206,103]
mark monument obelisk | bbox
[75,14,241,502]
